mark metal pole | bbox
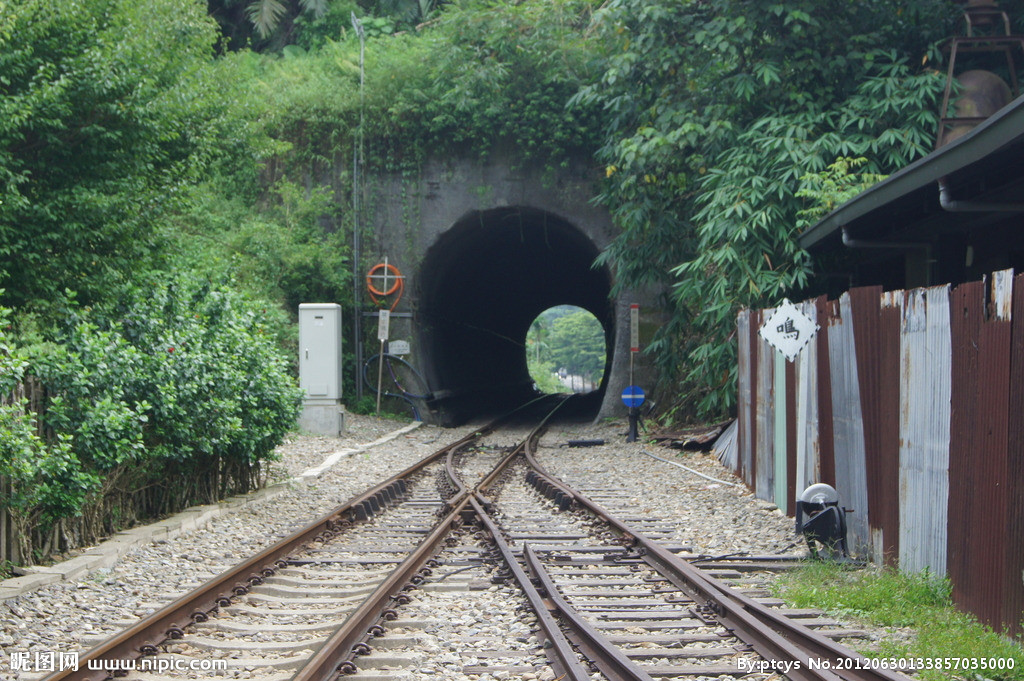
[353,139,362,401]
[627,338,638,442]
[352,13,366,401]
[376,339,385,415]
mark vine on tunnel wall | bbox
[12,0,976,430]
[240,0,975,422]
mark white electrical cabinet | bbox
[298,303,345,435]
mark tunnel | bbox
[415,207,614,424]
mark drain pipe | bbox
[840,227,934,286]
[937,177,1024,212]
[840,227,931,253]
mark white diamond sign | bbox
[758,299,819,362]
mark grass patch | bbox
[772,561,1024,680]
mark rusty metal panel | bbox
[755,310,775,501]
[794,299,821,498]
[736,309,753,483]
[898,285,952,575]
[816,298,837,488]
[878,291,903,565]
[827,293,871,557]
[1004,272,1024,637]
[849,285,884,563]
[948,279,983,615]
[949,271,1012,630]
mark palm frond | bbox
[246,0,288,38]
[299,0,329,18]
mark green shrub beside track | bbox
[0,277,300,564]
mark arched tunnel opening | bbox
[415,207,614,425]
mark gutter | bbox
[840,228,931,252]
[799,94,1024,250]
[937,177,1024,212]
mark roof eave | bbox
[799,94,1024,250]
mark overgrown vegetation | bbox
[774,562,1024,680]
[574,0,958,418]
[3,0,1017,560]
[0,0,303,562]
[0,278,300,562]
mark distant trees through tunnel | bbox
[527,306,606,394]
[414,207,613,424]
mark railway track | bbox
[42,404,906,681]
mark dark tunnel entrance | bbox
[415,207,614,424]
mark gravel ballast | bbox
[0,414,876,679]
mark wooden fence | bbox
[734,269,1024,635]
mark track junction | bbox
[34,401,895,681]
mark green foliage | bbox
[575,0,950,418]
[292,0,360,50]
[0,0,234,316]
[796,157,889,224]
[209,0,339,50]
[1,278,301,557]
[0,304,95,545]
[548,310,606,381]
[170,178,351,314]
[95,274,302,465]
[247,0,602,173]
[527,307,605,393]
[409,0,601,161]
[774,562,1024,681]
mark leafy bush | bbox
[0,0,238,316]
[0,305,96,559]
[575,0,950,419]
[0,278,301,561]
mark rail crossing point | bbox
[758,298,818,362]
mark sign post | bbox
[376,310,390,415]
[626,304,642,442]
[757,299,818,362]
[622,385,645,442]
[758,299,819,513]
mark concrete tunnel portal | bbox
[415,207,614,424]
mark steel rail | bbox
[292,495,472,681]
[40,423,494,681]
[522,447,908,681]
[469,496,592,681]
[520,543,656,681]
[292,425,538,680]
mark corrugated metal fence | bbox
[734,269,1024,635]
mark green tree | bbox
[574,0,953,417]
[548,310,605,384]
[0,0,234,317]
